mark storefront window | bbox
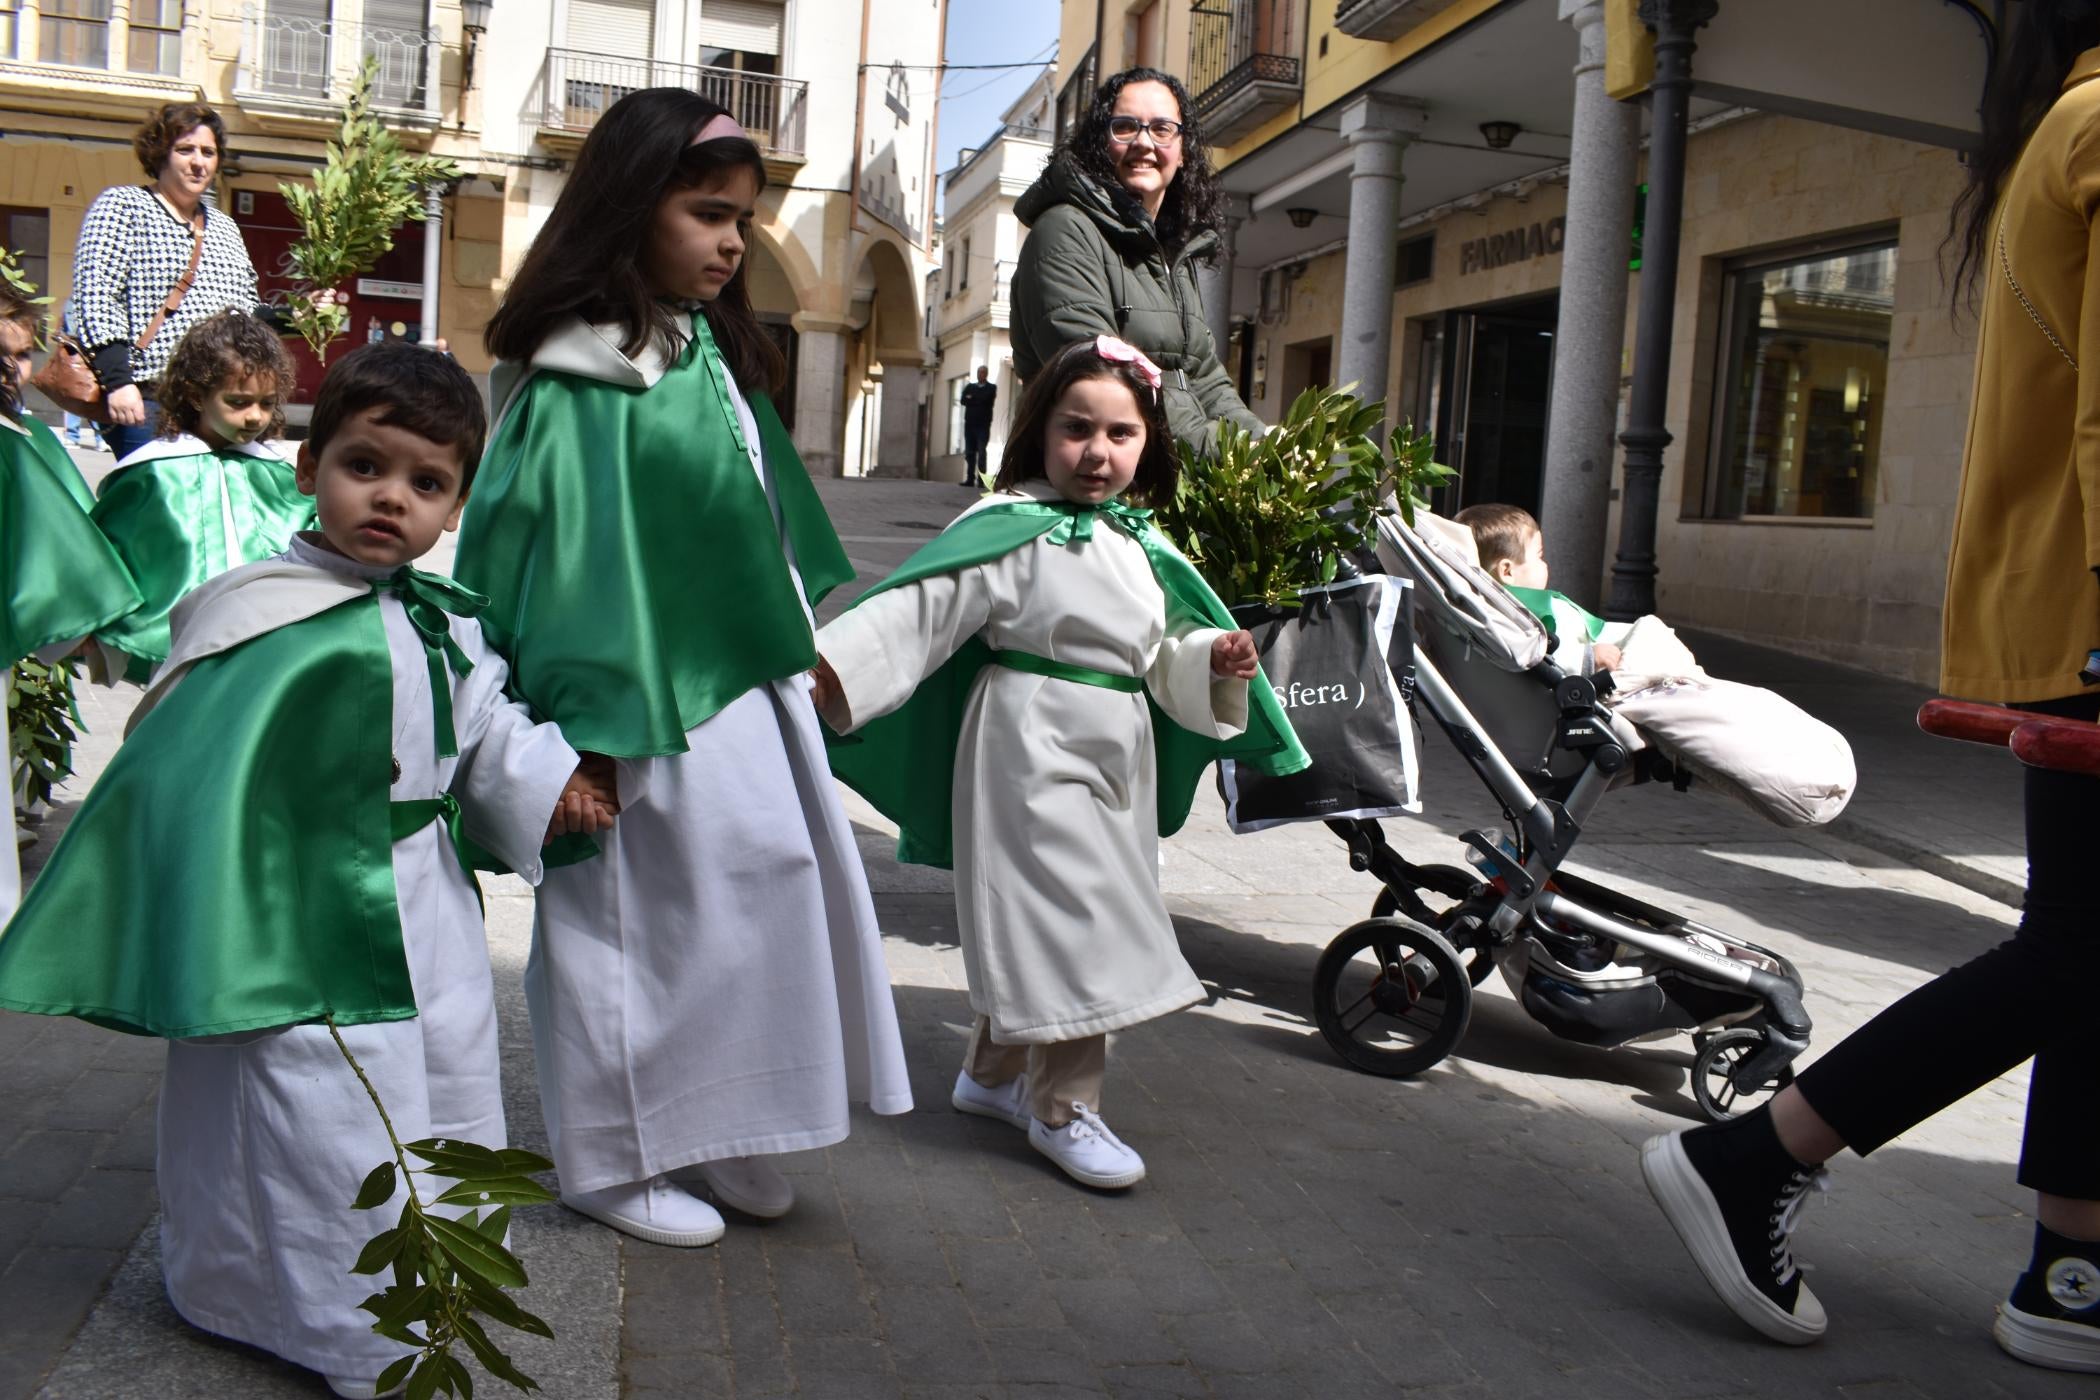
[1705,239,1897,521]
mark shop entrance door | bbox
[1437,295,1557,517]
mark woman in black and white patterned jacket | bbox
[72,102,260,460]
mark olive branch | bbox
[327,1018,557,1398]
[1155,385,1453,609]
[279,60,461,362]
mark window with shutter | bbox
[260,0,328,95]
[695,0,780,55]
[362,0,426,105]
[560,0,655,126]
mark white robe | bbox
[156,535,577,1381]
[514,337,912,1195]
[817,484,1249,1044]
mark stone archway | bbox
[842,233,928,477]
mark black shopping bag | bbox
[1219,575,1419,833]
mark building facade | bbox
[1050,0,1994,685]
[929,69,1052,483]
[3,0,942,476]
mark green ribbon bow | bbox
[1044,498,1154,545]
[383,568,489,758]
[389,790,484,907]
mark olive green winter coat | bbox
[1011,159,1263,456]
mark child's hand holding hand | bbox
[1594,642,1623,672]
[545,753,620,843]
[809,656,842,713]
[1211,630,1259,680]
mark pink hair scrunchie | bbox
[1094,334,1163,391]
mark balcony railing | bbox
[1333,0,1468,43]
[234,6,439,116]
[1188,0,1300,145]
[537,48,808,159]
[943,123,1051,192]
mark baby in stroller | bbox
[1453,503,1855,829]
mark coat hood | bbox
[1014,156,1217,263]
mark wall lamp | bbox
[1285,207,1318,229]
[461,0,493,96]
[1479,120,1522,151]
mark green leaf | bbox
[353,1161,399,1210]
[375,1354,418,1395]
[406,1354,445,1400]
[426,1213,530,1289]
[457,1267,556,1340]
[441,1353,476,1400]
[454,1314,541,1392]
[493,1147,556,1176]
[406,1138,514,1179]
[351,1226,407,1275]
[475,1205,513,1242]
[433,1177,556,1208]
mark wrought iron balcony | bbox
[536,48,808,160]
[1188,0,1301,146]
[233,6,439,120]
[1333,0,1468,43]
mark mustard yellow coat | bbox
[1944,50,2100,701]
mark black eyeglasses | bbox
[1106,116,1184,145]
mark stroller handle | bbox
[1916,699,2100,776]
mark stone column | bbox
[873,363,925,478]
[1335,95,1426,429]
[791,316,851,478]
[1539,0,1641,609]
[1606,0,1718,619]
[418,185,445,347]
[1199,203,1243,365]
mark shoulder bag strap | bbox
[135,211,206,352]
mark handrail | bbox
[1916,698,2100,775]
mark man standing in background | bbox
[960,365,996,479]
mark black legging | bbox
[1793,692,2100,1197]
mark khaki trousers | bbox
[963,1016,1105,1128]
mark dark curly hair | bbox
[1050,67,1225,258]
[994,338,1180,508]
[133,102,228,181]
[0,286,43,420]
[156,310,295,443]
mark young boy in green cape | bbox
[0,342,614,1399]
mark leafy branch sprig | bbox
[8,656,83,812]
[326,1018,556,1399]
[279,59,460,361]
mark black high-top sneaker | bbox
[1994,1224,2100,1373]
[1641,1111,1829,1344]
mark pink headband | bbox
[1094,335,1162,391]
[694,113,748,144]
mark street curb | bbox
[1824,815,2025,911]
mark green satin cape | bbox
[0,584,444,1037]
[2,418,141,663]
[16,415,97,512]
[455,315,854,756]
[90,445,317,678]
[825,498,1310,869]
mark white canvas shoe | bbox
[683,1155,796,1219]
[951,1068,1031,1130]
[325,1374,405,1399]
[562,1174,726,1246]
[1029,1102,1145,1189]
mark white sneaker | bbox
[1028,1102,1145,1189]
[325,1374,406,1399]
[951,1068,1030,1130]
[680,1155,795,1219]
[562,1175,725,1246]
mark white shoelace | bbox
[1767,1167,1829,1286]
[1067,1102,1125,1149]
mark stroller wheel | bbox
[1313,917,1473,1078]
[1372,874,1495,986]
[1691,1028,1797,1122]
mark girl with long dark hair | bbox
[1010,67,1262,455]
[1640,4,2100,1374]
[455,89,911,1248]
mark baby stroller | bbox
[1307,514,1814,1122]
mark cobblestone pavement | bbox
[5,470,2083,1399]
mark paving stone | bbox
[29,1169,157,1252]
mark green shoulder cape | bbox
[14,415,97,512]
[90,441,316,677]
[0,569,479,1037]
[1,417,140,663]
[455,314,853,757]
[825,498,1309,869]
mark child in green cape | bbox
[0,284,141,918]
[0,343,615,1398]
[812,336,1305,1190]
[89,308,315,681]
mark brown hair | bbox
[0,286,43,420]
[1454,503,1540,571]
[156,310,296,442]
[993,339,1179,508]
[134,103,228,180]
[310,340,489,489]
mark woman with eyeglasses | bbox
[1011,67,1263,457]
